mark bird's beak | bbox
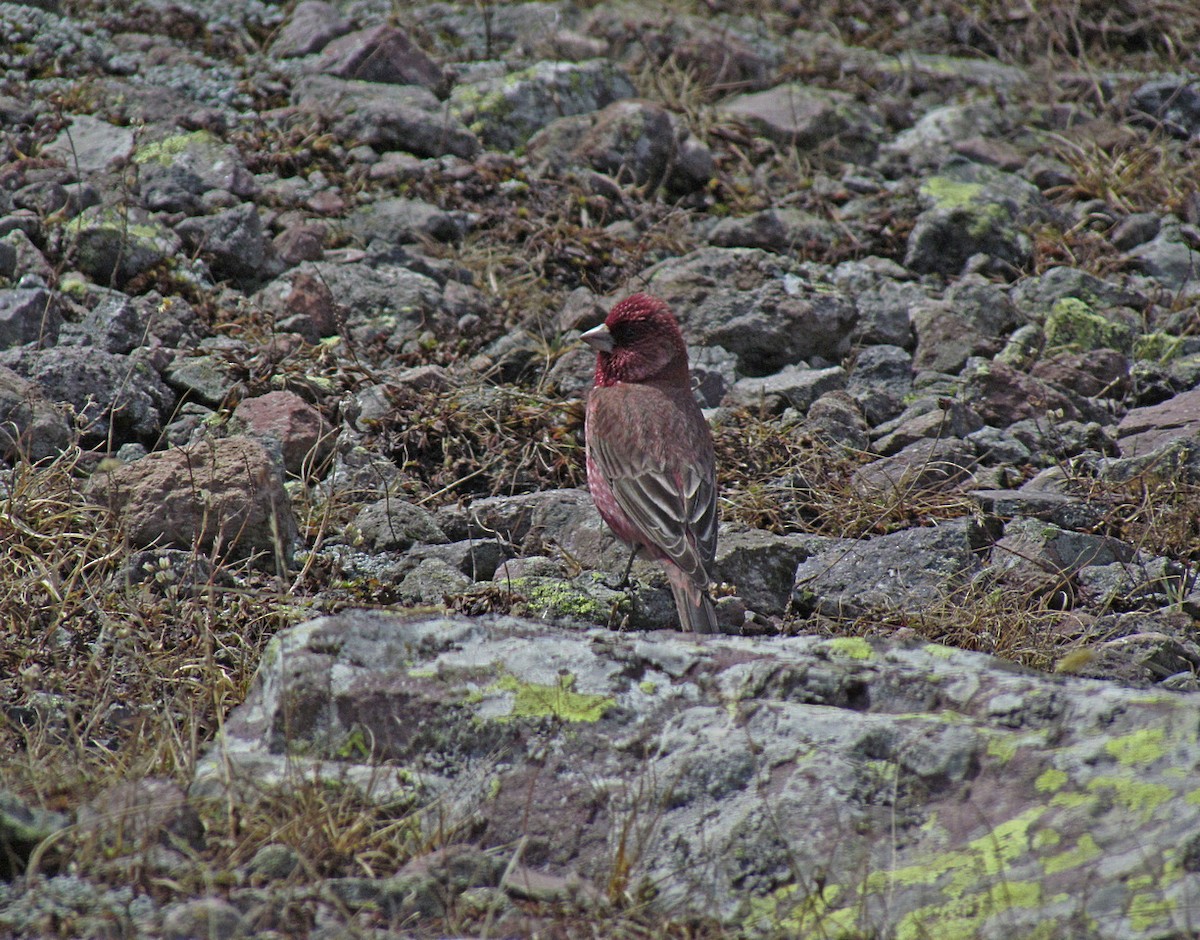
[580,322,614,353]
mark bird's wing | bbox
[590,425,716,586]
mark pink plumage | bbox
[581,294,718,633]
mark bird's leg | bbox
[619,546,637,589]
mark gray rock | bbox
[969,485,1106,531]
[1128,78,1200,138]
[0,287,62,349]
[133,129,257,213]
[905,160,1051,275]
[642,247,857,374]
[529,99,677,190]
[1128,222,1200,295]
[882,101,1007,170]
[292,260,446,350]
[806,389,871,450]
[985,516,1137,603]
[846,344,913,425]
[59,286,197,353]
[436,488,629,577]
[354,496,448,552]
[341,197,469,247]
[0,364,70,460]
[396,556,472,603]
[792,517,985,617]
[718,83,884,162]
[66,206,181,288]
[448,59,635,152]
[851,437,978,500]
[175,202,270,284]
[1011,265,1145,318]
[247,843,300,881]
[292,74,480,159]
[195,611,1200,937]
[724,364,846,414]
[317,24,446,93]
[1116,386,1200,457]
[910,298,998,373]
[162,350,240,408]
[162,898,246,940]
[269,0,352,58]
[0,345,173,444]
[713,528,830,616]
[1075,556,1185,613]
[42,113,135,175]
[872,400,984,455]
[846,277,923,348]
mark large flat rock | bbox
[194,611,1200,938]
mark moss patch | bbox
[826,636,873,660]
[1044,297,1135,353]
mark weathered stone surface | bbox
[317,24,446,93]
[642,247,858,374]
[194,612,1200,938]
[792,518,985,617]
[89,436,297,566]
[232,390,335,477]
[353,496,448,552]
[0,364,70,460]
[0,345,173,443]
[719,83,884,162]
[448,59,635,151]
[1116,386,1200,456]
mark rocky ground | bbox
[1,0,1200,937]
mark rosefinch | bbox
[581,293,718,633]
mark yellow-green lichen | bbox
[1035,768,1069,793]
[826,636,873,660]
[1050,790,1096,810]
[743,881,856,936]
[1043,834,1101,875]
[1128,892,1175,932]
[335,725,372,761]
[639,680,657,695]
[920,177,985,211]
[1105,728,1166,766]
[492,673,613,723]
[988,734,1017,763]
[132,129,219,166]
[923,643,955,659]
[986,736,1018,763]
[1087,775,1173,817]
[895,879,1042,940]
[866,806,1045,893]
[1032,828,1061,851]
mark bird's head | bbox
[581,293,689,386]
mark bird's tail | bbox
[668,570,718,634]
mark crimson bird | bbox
[581,293,719,633]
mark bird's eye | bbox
[612,320,646,345]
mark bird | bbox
[580,293,719,633]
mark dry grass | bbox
[714,410,977,538]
